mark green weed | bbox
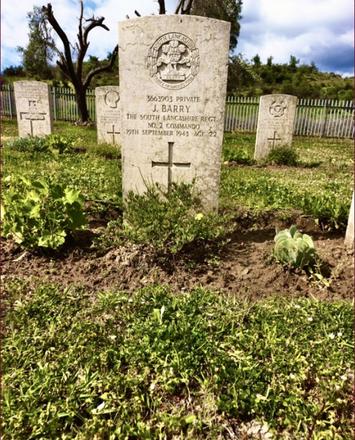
[124,182,229,255]
[2,282,353,439]
[5,133,76,155]
[1,176,86,249]
[266,146,299,166]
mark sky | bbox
[1,0,354,76]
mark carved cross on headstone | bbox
[152,141,191,191]
[107,124,120,144]
[267,130,282,148]
[20,100,46,136]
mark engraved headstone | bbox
[254,94,297,160]
[14,81,52,137]
[344,193,354,249]
[119,16,230,210]
[95,86,121,145]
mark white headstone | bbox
[119,16,230,210]
[14,81,52,137]
[254,94,297,160]
[95,86,121,145]
[345,193,354,248]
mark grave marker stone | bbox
[14,81,52,137]
[119,15,230,210]
[95,86,121,144]
[344,193,354,249]
[254,94,297,160]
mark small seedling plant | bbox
[1,176,87,250]
[273,225,317,270]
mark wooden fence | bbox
[1,85,354,138]
[225,96,354,138]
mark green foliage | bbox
[3,120,352,231]
[89,142,121,159]
[1,176,86,249]
[46,133,76,154]
[221,134,352,230]
[17,6,55,79]
[6,134,75,155]
[191,0,242,51]
[6,136,48,152]
[124,182,228,254]
[273,225,317,269]
[266,146,299,166]
[227,54,353,99]
[223,142,255,165]
[2,282,353,439]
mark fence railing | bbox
[224,96,354,138]
[1,84,354,138]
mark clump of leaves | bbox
[5,134,75,154]
[124,182,229,255]
[267,146,299,166]
[223,144,255,165]
[1,176,87,249]
[46,134,75,154]
[6,136,48,152]
[273,225,317,269]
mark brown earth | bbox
[1,213,353,301]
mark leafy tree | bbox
[42,1,118,123]
[252,54,261,68]
[17,6,55,79]
[289,55,299,73]
[190,0,242,50]
[3,65,24,77]
[227,54,259,94]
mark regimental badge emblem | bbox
[269,99,288,117]
[147,32,200,90]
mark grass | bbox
[2,120,122,210]
[2,119,354,438]
[3,119,353,230]
[2,281,353,439]
[221,133,353,229]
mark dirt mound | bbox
[1,227,353,301]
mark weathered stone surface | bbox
[254,94,297,160]
[119,15,230,210]
[14,81,52,137]
[95,86,121,144]
[345,193,354,248]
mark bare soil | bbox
[1,213,353,301]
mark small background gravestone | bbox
[95,86,121,145]
[119,15,230,210]
[14,81,52,137]
[254,94,297,160]
[344,193,354,249]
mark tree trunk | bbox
[75,85,90,123]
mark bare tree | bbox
[42,1,118,123]
[175,0,194,14]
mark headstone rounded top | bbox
[261,93,298,99]
[14,80,49,87]
[120,14,231,26]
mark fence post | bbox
[8,85,14,118]
[320,100,329,137]
[52,87,57,120]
